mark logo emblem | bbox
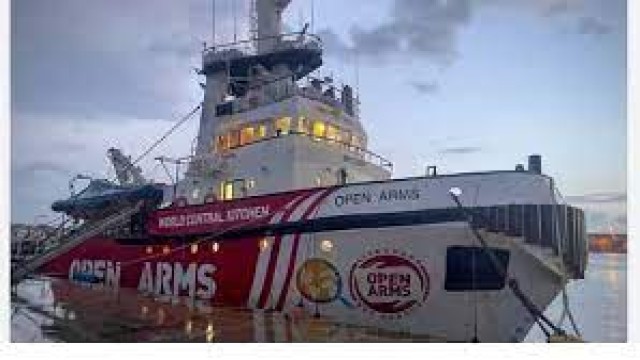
[349,250,430,318]
[296,258,352,307]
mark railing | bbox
[203,32,322,65]
[11,202,144,284]
[217,130,393,172]
[221,82,359,119]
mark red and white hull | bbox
[39,173,586,342]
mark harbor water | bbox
[11,253,627,343]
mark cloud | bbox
[437,146,483,155]
[13,161,72,180]
[10,0,231,121]
[319,0,472,65]
[319,0,616,64]
[576,16,612,35]
[564,192,627,204]
[409,80,439,94]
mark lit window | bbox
[326,124,338,141]
[192,188,200,199]
[145,246,153,254]
[275,117,291,134]
[212,242,220,253]
[258,124,267,138]
[297,117,308,134]
[320,240,334,252]
[190,243,198,254]
[312,121,326,139]
[342,130,351,148]
[240,126,255,145]
[223,182,234,200]
[247,178,256,189]
[162,245,170,255]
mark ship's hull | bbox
[39,172,585,342]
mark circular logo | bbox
[296,258,342,303]
[349,250,430,316]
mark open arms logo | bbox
[349,250,430,318]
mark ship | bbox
[12,0,587,342]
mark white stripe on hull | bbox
[258,190,329,309]
[247,194,305,308]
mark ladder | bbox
[11,201,144,285]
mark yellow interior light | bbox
[313,121,326,139]
[275,117,291,134]
[240,126,255,145]
[326,124,337,141]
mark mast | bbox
[255,0,292,53]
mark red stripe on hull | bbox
[255,193,313,309]
[274,188,337,311]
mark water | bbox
[525,253,627,342]
[10,253,627,342]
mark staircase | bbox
[11,201,144,285]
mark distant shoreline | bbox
[588,233,627,254]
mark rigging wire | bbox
[130,103,202,168]
[449,191,567,341]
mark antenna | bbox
[249,0,258,40]
[232,0,237,42]
[212,0,216,44]
[354,50,360,93]
[311,0,315,33]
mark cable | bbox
[449,191,566,341]
[130,104,202,167]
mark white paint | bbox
[196,264,216,299]
[173,263,197,298]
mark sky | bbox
[10,0,627,233]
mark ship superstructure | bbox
[12,0,588,343]
[177,0,389,206]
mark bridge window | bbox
[258,124,267,138]
[312,120,326,139]
[297,117,309,134]
[275,117,291,134]
[326,124,338,141]
[240,126,255,145]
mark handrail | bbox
[203,31,322,58]
[11,201,144,284]
[221,81,359,118]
